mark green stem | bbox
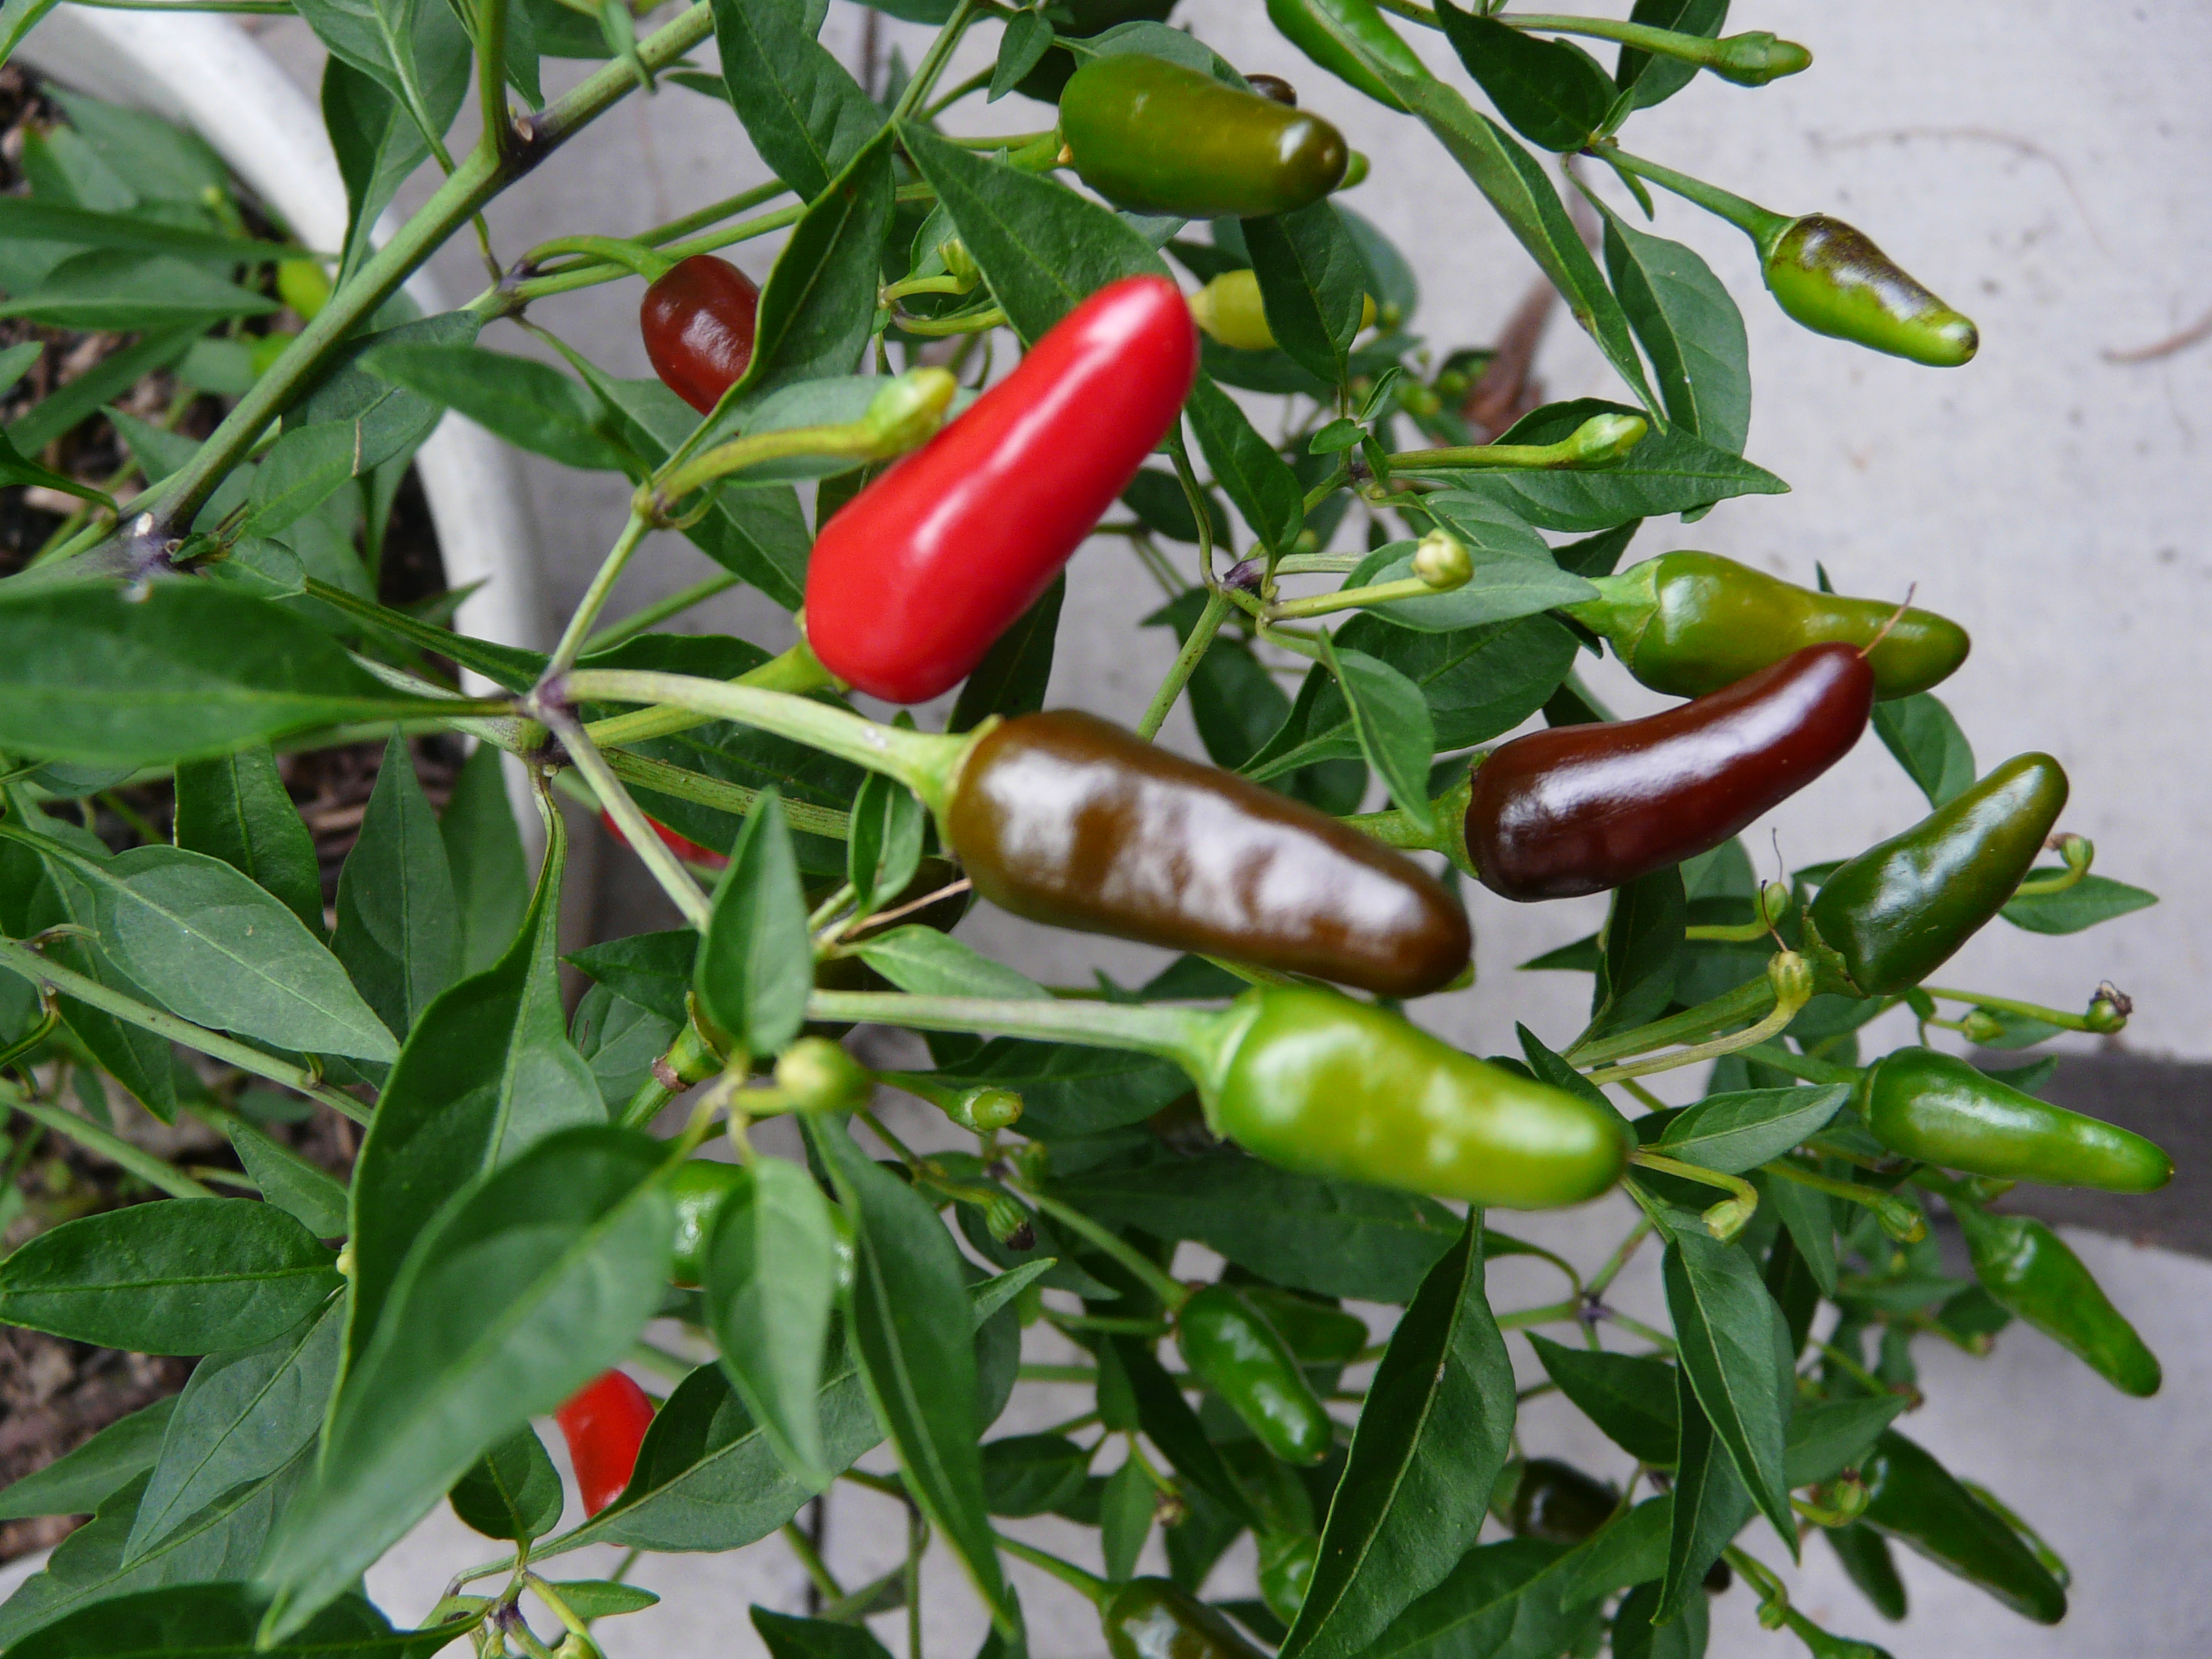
[1504,14,1788,68]
[1495,1296,1582,1331]
[1269,575,1447,621]
[1341,805,1446,853]
[1300,464,1351,517]
[1566,974,1777,1067]
[1764,1158,1926,1242]
[891,304,1008,337]
[1273,552,1363,577]
[922,64,995,119]
[804,989,1216,1071]
[474,0,510,170]
[890,0,981,122]
[638,178,792,247]
[1022,1187,1188,1312]
[1597,145,1793,255]
[526,234,675,283]
[1583,982,1807,1086]
[0,939,370,1124]
[149,1,716,538]
[995,1533,1107,1605]
[1584,1218,1651,1299]
[582,639,838,748]
[543,710,712,929]
[781,1522,844,1601]
[0,1081,215,1198]
[1683,881,1790,943]
[1918,985,2112,1033]
[1735,1042,1862,1087]
[596,750,853,842]
[1137,589,1229,740]
[1388,411,1647,473]
[1166,425,1216,573]
[1018,1364,1099,1385]
[558,670,965,817]
[650,423,895,508]
[580,572,740,654]
[544,511,651,679]
[1629,1150,1758,1240]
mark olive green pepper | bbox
[1807,754,2068,995]
[1866,1047,2172,1193]
[1825,1523,1907,1621]
[1190,268,1374,354]
[1265,0,1427,110]
[1258,1532,1318,1624]
[668,1158,745,1287]
[1570,551,1971,701]
[1953,1203,2162,1397]
[1103,1577,1268,1658]
[1176,1283,1334,1465]
[1060,54,1349,218]
[1200,985,1630,1209]
[1858,1431,2065,1624]
[1763,215,1978,367]
[1491,1456,1618,1544]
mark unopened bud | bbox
[1767,948,1815,1008]
[947,1086,1023,1133]
[939,237,979,285]
[985,1193,1036,1249]
[1568,413,1647,465]
[2085,981,2132,1033]
[1872,1195,1927,1244]
[1703,1193,1757,1242]
[1959,1008,2005,1045]
[2053,832,2093,874]
[863,368,958,455]
[1709,30,1813,86]
[1338,150,1370,190]
[1816,1474,1870,1523]
[1412,529,1471,591]
[775,1037,872,1111]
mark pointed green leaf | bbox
[1525,1335,1679,1466]
[1662,1232,1794,1549]
[710,0,881,202]
[0,1397,175,1523]
[362,344,630,470]
[441,743,531,975]
[695,788,812,1059]
[1872,691,1975,807]
[1244,200,1368,388]
[332,736,458,1038]
[1185,373,1303,553]
[1598,202,1751,453]
[1658,1086,1849,1175]
[224,1119,348,1240]
[173,744,325,937]
[1318,634,1436,836]
[449,1425,563,1542]
[1654,1366,1753,1622]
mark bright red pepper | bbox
[555,1370,655,1517]
[804,275,1197,703]
[640,255,761,415]
[598,807,729,871]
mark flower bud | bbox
[774,1037,873,1112]
[1567,413,1647,465]
[1767,948,1815,1008]
[863,368,958,455]
[985,1193,1036,1250]
[1709,31,1813,86]
[947,1086,1023,1133]
[939,237,979,285]
[1412,529,1472,591]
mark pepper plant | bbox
[0,1,2171,1656]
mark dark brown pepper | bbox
[945,710,1471,996]
[1465,643,1875,901]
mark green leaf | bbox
[1662,1231,1794,1548]
[1617,0,1727,108]
[991,9,1055,99]
[245,424,362,535]
[1525,1335,1679,1465]
[1559,1494,1670,1605]
[1343,534,1597,635]
[1244,201,1368,388]
[1319,635,1436,836]
[1584,865,1685,1044]
[441,743,532,974]
[1658,1086,1849,1175]
[363,344,630,470]
[805,1116,1011,1631]
[0,583,422,766]
[855,927,1048,1001]
[1872,691,1975,806]
[540,1578,658,1618]
[1122,468,1229,546]
[1760,1165,1837,1297]
[4,329,197,457]
[1098,1456,1153,1582]
[0,1582,422,1659]
[567,928,696,1025]
[1654,1366,1753,1622]
[173,745,325,938]
[343,813,602,1379]
[930,1038,1188,1139]
[0,1200,340,1355]
[847,771,926,922]
[1614,1577,1708,1659]
[1429,400,1787,531]
[1185,374,1303,554]
[949,575,1063,734]
[1364,1536,1585,1658]
[257,1127,674,1640]
[0,1396,174,1522]
[0,249,277,330]
[980,1433,1089,1517]
[448,1425,563,1542]
[224,1119,349,1239]
[1784,1395,1908,1489]
[125,1297,342,1562]
[1283,1217,1513,1659]
[0,424,113,511]
[333,735,459,1040]
[695,788,813,1059]
[753,1608,895,1659]
[289,308,482,474]
[0,0,64,68]
[1598,202,1751,453]
[704,1157,841,1490]
[1436,4,1615,151]
[897,118,1170,346]
[711,0,881,201]
[1052,1152,1460,1303]
[321,45,467,284]
[1244,613,1576,781]
[2002,873,2156,935]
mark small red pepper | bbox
[804,275,1198,703]
[554,1369,655,1518]
[1465,643,1873,901]
[598,807,729,872]
[640,255,762,415]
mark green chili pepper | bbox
[667,1158,744,1287]
[1807,754,2068,995]
[1952,1202,2162,1397]
[1103,1577,1268,1658]
[1866,1047,2171,1193]
[1265,0,1427,110]
[1825,1523,1908,1621]
[1490,1457,1618,1544]
[1764,215,1979,367]
[1200,985,1631,1209]
[1858,1430,2066,1623]
[1570,551,1971,701]
[1176,1283,1334,1465]
[1258,1531,1319,1624]
[1059,54,1349,218]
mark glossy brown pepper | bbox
[1465,644,1875,901]
[944,711,1470,996]
[640,255,760,414]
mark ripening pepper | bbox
[640,254,761,413]
[1826,1523,1908,1621]
[806,276,1196,703]
[1763,215,1978,368]
[667,1158,746,1286]
[946,710,1471,997]
[1265,0,1427,110]
[1177,1283,1334,1465]
[1857,1430,2065,1623]
[1492,1457,1618,1544]
[1865,1047,2173,1193]
[1189,268,1374,353]
[1462,643,1874,901]
[1570,551,1971,701]
[1807,754,2067,995]
[1258,1532,1319,1624]
[554,1370,655,1518]
[598,806,728,871]
[1103,1578,1268,1659]
[1200,984,1629,1208]
[1059,54,1349,218]
[1954,1203,2162,1396]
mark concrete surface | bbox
[46,1,2212,1652]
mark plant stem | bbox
[525,234,675,283]
[1020,1186,1189,1311]
[1584,1219,1651,1299]
[1566,975,1777,1067]
[1595,145,1793,254]
[0,1082,214,1198]
[1584,987,1805,1086]
[1165,425,1216,574]
[1495,1296,1582,1331]
[1269,575,1446,621]
[891,0,981,121]
[1765,1158,1926,1242]
[806,989,1214,1070]
[1735,1042,1862,1087]
[781,1522,844,1601]
[544,511,652,679]
[1629,1151,1758,1238]
[581,638,838,747]
[580,573,741,654]
[1918,985,2110,1032]
[542,711,711,929]
[1138,590,1229,739]
[994,1533,1108,1605]
[594,750,853,842]
[1504,14,1761,64]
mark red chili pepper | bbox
[640,255,761,415]
[555,1369,655,1517]
[1464,643,1874,901]
[804,274,1198,703]
[598,807,729,871]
